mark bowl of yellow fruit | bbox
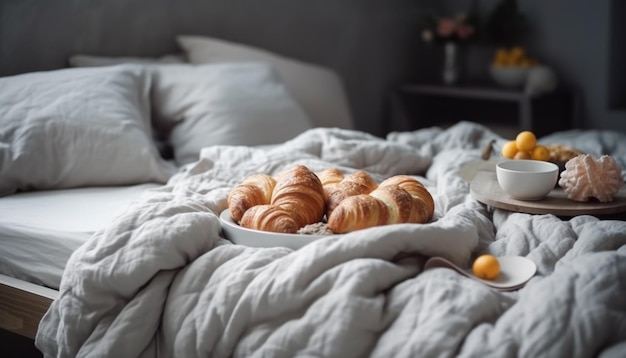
[490,47,537,88]
[497,130,558,200]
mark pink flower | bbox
[421,12,476,44]
[437,18,457,38]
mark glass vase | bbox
[442,42,458,85]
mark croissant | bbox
[317,168,345,194]
[316,168,345,212]
[239,205,299,233]
[327,176,434,234]
[228,173,276,222]
[270,165,326,228]
[379,175,435,222]
[326,170,379,217]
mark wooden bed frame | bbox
[0,0,440,345]
[0,275,57,339]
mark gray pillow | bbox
[177,35,355,131]
[0,65,177,196]
[151,63,315,165]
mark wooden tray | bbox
[470,171,626,216]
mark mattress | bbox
[0,183,161,289]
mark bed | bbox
[2,1,626,357]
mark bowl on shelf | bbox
[496,160,559,200]
[489,66,529,88]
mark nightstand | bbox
[389,83,580,137]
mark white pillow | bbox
[151,63,314,165]
[177,35,354,130]
[69,53,186,67]
[0,65,176,196]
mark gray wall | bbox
[1,0,622,135]
[520,0,625,133]
[0,0,439,137]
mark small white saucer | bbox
[425,256,537,291]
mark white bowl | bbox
[219,209,338,250]
[490,66,529,88]
[496,160,559,200]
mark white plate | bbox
[219,209,338,250]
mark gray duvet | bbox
[36,122,626,357]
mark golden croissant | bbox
[271,165,326,229]
[317,168,344,196]
[327,176,434,234]
[239,205,300,233]
[379,175,435,223]
[325,170,378,218]
[229,165,325,233]
[227,173,276,222]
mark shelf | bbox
[389,83,579,137]
[399,83,531,102]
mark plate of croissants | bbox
[220,164,435,249]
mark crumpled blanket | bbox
[36,121,626,357]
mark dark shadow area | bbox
[0,329,43,357]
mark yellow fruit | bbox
[531,145,550,161]
[510,46,524,57]
[495,49,507,58]
[501,140,518,159]
[494,49,509,64]
[493,47,539,69]
[514,150,532,160]
[472,254,500,280]
[516,131,537,152]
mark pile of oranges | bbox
[492,47,538,68]
[501,130,550,161]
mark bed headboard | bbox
[0,0,436,136]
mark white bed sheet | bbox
[0,183,161,289]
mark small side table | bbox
[389,83,580,137]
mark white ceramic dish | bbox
[496,159,559,200]
[425,256,537,291]
[219,209,337,250]
[490,66,529,88]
